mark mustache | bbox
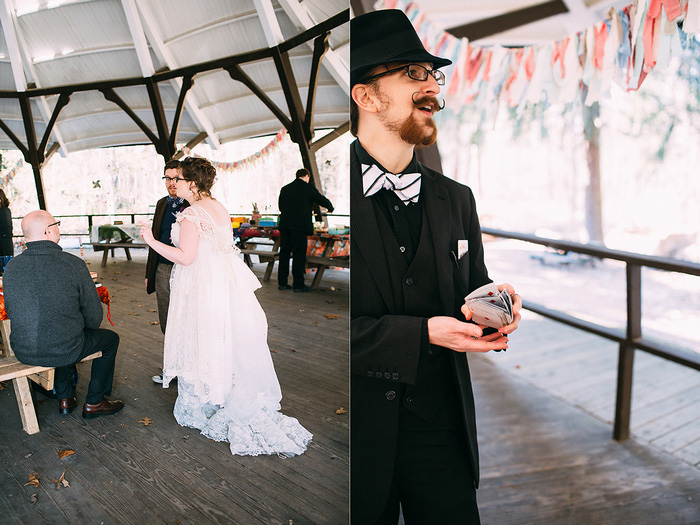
[411,93,445,112]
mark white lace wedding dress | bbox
[162,205,312,456]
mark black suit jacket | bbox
[145,196,189,294]
[278,178,334,235]
[350,143,491,523]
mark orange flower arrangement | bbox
[97,286,114,326]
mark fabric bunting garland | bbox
[377,0,700,111]
[181,128,288,172]
[0,157,24,189]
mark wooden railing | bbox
[482,227,700,441]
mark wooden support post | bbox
[613,264,642,441]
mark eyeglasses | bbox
[362,64,446,86]
[163,176,185,182]
[47,220,61,228]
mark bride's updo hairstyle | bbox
[180,157,216,198]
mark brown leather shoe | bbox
[58,397,78,415]
[82,398,124,419]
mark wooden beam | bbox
[277,1,349,94]
[100,87,160,147]
[145,78,170,158]
[446,1,568,41]
[135,0,221,149]
[253,0,285,47]
[305,33,331,137]
[18,94,46,209]
[38,92,70,164]
[273,48,308,144]
[168,75,194,155]
[311,121,349,152]
[173,131,208,160]
[121,0,155,77]
[0,117,29,157]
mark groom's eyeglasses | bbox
[362,64,446,86]
[163,176,185,182]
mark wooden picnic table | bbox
[236,228,348,289]
[82,224,149,267]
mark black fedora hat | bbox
[351,9,452,87]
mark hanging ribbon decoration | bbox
[377,0,697,111]
[0,157,25,190]
[182,128,288,172]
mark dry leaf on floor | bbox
[291,349,297,353]
[0,381,5,390]
[139,417,153,426]
[148,309,156,313]
[149,322,159,325]
[57,449,75,459]
[325,314,340,320]
[270,349,277,353]
[335,407,348,414]
[24,473,40,487]
[50,471,69,490]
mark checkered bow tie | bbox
[362,164,422,205]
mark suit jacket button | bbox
[385,390,396,401]
[392,372,400,380]
[367,371,374,377]
[405,277,414,286]
[383,371,391,379]
[375,371,383,379]
[405,396,413,403]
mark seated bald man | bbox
[3,210,124,418]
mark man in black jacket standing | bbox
[350,10,522,524]
[145,159,189,383]
[277,168,334,292]
[4,210,123,419]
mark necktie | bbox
[362,164,422,205]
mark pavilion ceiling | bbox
[0,0,349,155]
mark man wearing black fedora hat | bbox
[350,9,522,524]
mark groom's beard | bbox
[379,94,443,147]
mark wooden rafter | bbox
[446,1,568,41]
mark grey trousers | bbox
[155,263,173,335]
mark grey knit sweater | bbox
[3,240,103,366]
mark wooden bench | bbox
[239,248,280,282]
[83,241,148,267]
[0,319,101,434]
[238,235,281,282]
[306,255,349,289]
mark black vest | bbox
[373,199,463,429]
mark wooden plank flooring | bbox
[0,250,348,525]
[472,308,700,523]
[481,310,700,470]
[472,352,700,523]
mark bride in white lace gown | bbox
[140,157,312,456]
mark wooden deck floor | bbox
[0,250,348,524]
[474,310,700,523]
